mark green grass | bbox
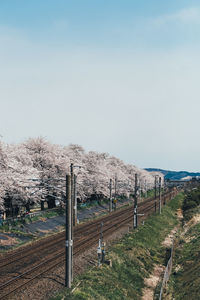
[0,209,64,232]
[182,187,200,221]
[52,192,184,300]
[165,188,200,300]
[169,222,200,300]
[0,209,64,251]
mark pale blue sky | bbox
[0,1,200,171]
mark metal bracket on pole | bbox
[66,240,73,247]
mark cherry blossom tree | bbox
[0,141,39,214]
[0,137,164,214]
[24,137,69,208]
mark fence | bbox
[159,240,175,300]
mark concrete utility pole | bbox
[114,176,117,197]
[114,175,117,210]
[65,174,72,288]
[139,181,141,202]
[145,180,147,198]
[70,163,74,219]
[134,173,138,228]
[163,180,166,205]
[73,174,77,226]
[154,176,157,212]
[71,164,81,226]
[70,163,74,282]
[159,177,162,214]
[100,222,105,263]
[109,179,112,213]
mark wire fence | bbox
[159,240,175,300]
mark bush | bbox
[182,188,200,220]
[183,200,197,211]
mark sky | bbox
[0,0,200,172]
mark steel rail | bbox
[0,209,136,299]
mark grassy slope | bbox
[168,210,200,300]
[52,193,184,300]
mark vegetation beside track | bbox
[52,192,184,300]
[0,209,65,252]
[0,208,63,230]
[182,187,200,221]
[165,188,200,300]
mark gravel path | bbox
[19,199,131,236]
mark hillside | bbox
[145,168,200,180]
[165,187,200,300]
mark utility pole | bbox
[65,174,72,288]
[70,163,74,216]
[70,163,74,282]
[114,175,117,210]
[163,180,166,205]
[145,180,147,198]
[138,179,140,202]
[159,177,162,214]
[73,174,77,226]
[100,222,105,263]
[114,176,117,196]
[154,176,157,212]
[134,173,138,228]
[71,164,81,226]
[100,222,103,244]
[109,179,112,213]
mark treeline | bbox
[0,137,161,214]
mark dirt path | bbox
[141,209,183,300]
[141,208,200,300]
[142,264,165,300]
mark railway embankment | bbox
[164,188,200,300]
[52,192,184,300]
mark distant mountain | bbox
[145,168,200,180]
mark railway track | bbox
[0,189,177,299]
[0,204,136,270]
